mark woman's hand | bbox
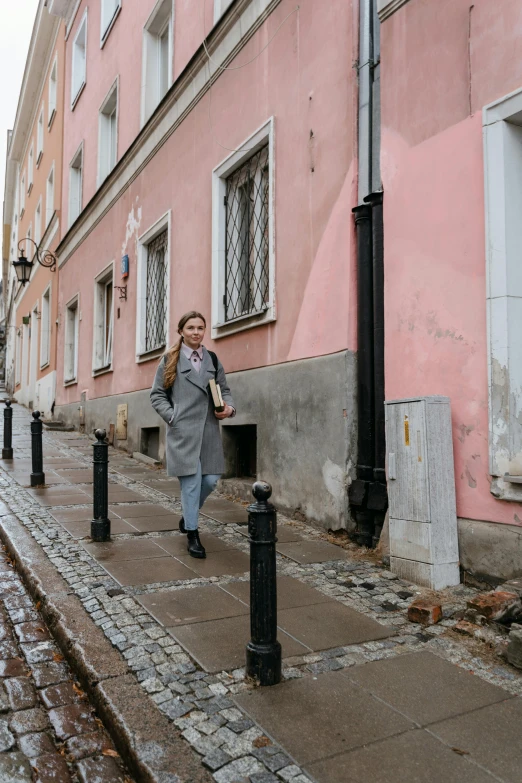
[215,404,234,420]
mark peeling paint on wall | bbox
[121,198,142,261]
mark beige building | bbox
[3,1,66,416]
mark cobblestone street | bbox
[1,402,522,783]
[0,541,134,782]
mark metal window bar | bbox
[225,144,269,322]
[145,228,168,352]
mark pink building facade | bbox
[379,0,522,580]
[52,0,362,529]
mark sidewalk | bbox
[1,402,521,783]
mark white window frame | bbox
[136,211,171,360]
[97,79,118,186]
[26,224,32,260]
[71,10,87,108]
[34,199,42,247]
[48,54,58,128]
[68,142,84,227]
[28,145,34,193]
[20,173,26,217]
[214,0,233,23]
[46,163,55,227]
[64,294,80,384]
[100,0,121,46]
[141,0,174,126]
[15,329,22,385]
[483,87,522,502]
[92,263,114,374]
[211,117,275,339]
[40,284,51,369]
[37,106,44,166]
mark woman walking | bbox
[150,311,235,558]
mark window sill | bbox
[20,209,25,219]
[100,4,121,48]
[136,346,166,364]
[212,307,275,339]
[40,361,50,371]
[71,81,86,111]
[48,109,56,130]
[36,151,43,167]
[64,377,77,387]
[27,183,33,196]
[93,365,113,377]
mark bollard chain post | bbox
[91,429,111,542]
[246,481,282,686]
[2,401,13,460]
[30,411,45,487]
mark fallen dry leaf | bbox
[451,747,470,756]
[52,652,65,663]
[102,749,120,758]
[35,601,41,610]
[252,736,272,749]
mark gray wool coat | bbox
[150,347,235,477]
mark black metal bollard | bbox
[30,411,45,486]
[91,429,111,542]
[2,401,13,460]
[246,481,282,686]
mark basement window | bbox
[140,427,160,461]
[223,424,257,478]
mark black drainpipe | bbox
[349,196,388,547]
[350,203,376,547]
[366,191,387,547]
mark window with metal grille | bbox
[224,144,269,322]
[144,228,168,352]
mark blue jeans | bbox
[178,460,221,531]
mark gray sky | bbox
[1,0,40,212]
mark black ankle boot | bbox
[179,517,186,534]
[187,529,206,559]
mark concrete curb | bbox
[0,503,212,783]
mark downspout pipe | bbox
[350,204,376,547]
[365,191,388,546]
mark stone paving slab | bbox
[276,540,352,564]
[138,585,249,626]
[235,669,415,766]
[307,728,495,783]
[154,532,232,556]
[276,602,395,650]
[60,518,138,539]
[200,498,248,525]
[171,614,310,672]
[108,503,173,518]
[175,550,251,578]
[81,487,146,503]
[222,575,334,610]
[30,493,92,507]
[100,556,197,586]
[50,508,120,523]
[345,651,511,726]
[82,538,171,562]
[429,697,522,781]
[119,514,181,533]
[237,524,303,543]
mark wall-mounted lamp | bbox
[13,238,57,285]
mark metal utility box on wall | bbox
[385,396,460,590]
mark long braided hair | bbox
[163,311,207,388]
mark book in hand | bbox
[208,379,225,412]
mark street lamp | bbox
[13,238,57,286]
